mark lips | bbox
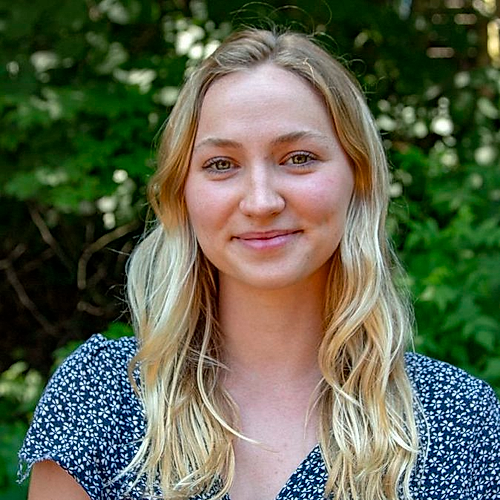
[233,229,301,250]
[235,229,301,240]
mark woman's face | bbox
[185,63,354,292]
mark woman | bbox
[20,29,500,500]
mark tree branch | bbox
[77,221,140,290]
[1,245,59,337]
[28,204,73,271]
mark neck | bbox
[218,278,326,384]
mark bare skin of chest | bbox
[227,383,319,500]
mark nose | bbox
[239,166,285,218]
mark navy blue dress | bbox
[18,334,500,499]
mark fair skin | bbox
[28,63,354,500]
[28,460,90,499]
[185,63,354,500]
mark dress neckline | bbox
[222,444,324,500]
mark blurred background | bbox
[1,0,499,496]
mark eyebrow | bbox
[192,130,332,152]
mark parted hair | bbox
[125,28,419,500]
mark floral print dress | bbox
[18,335,500,499]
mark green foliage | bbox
[0,362,43,498]
[102,320,135,339]
[385,64,500,389]
[1,0,499,494]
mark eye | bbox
[284,151,316,167]
[203,157,236,173]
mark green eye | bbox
[212,159,232,170]
[204,157,234,173]
[287,152,315,166]
[291,154,310,164]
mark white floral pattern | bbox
[18,334,500,499]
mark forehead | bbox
[194,63,334,143]
[203,63,323,107]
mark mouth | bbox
[234,229,301,241]
[232,229,302,250]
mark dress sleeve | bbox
[405,353,500,499]
[17,334,140,500]
[470,382,500,499]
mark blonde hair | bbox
[125,28,419,499]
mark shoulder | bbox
[34,333,142,434]
[404,352,499,427]
[404,352,499,413]
[56,333,137,374]
[37,333,139,411]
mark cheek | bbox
[185,182,206,238]
[186,173,239,219]
[304,182,353,227]
[185,185,226,241]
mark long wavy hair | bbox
[125,28,419,500]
